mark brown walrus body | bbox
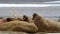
[32,13,60,33]
[0,20,38,33]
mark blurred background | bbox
[0,0,60,21]
[0,6,60,22]
[0,0,60,4]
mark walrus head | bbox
[6,18,14,22]
[23,15,29,22]
[32,13,48,32]
[32,13,38,20]
[32,13,41,20]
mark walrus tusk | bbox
[10,10,18,18]
[12,9,20,19]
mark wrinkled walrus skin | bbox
[0,20,38,33]
[32,14,60,33]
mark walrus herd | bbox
[0,13,60,33]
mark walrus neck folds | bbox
[33,16,49,32]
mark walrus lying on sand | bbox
[2,10,38,33]
[32,13,60,33]
[0,19,38,33]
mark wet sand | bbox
[0,31,45,34]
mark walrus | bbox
[23,15,29,22]
[0,20,38,33]
[32,13,60,33]
[23,15,34,23]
